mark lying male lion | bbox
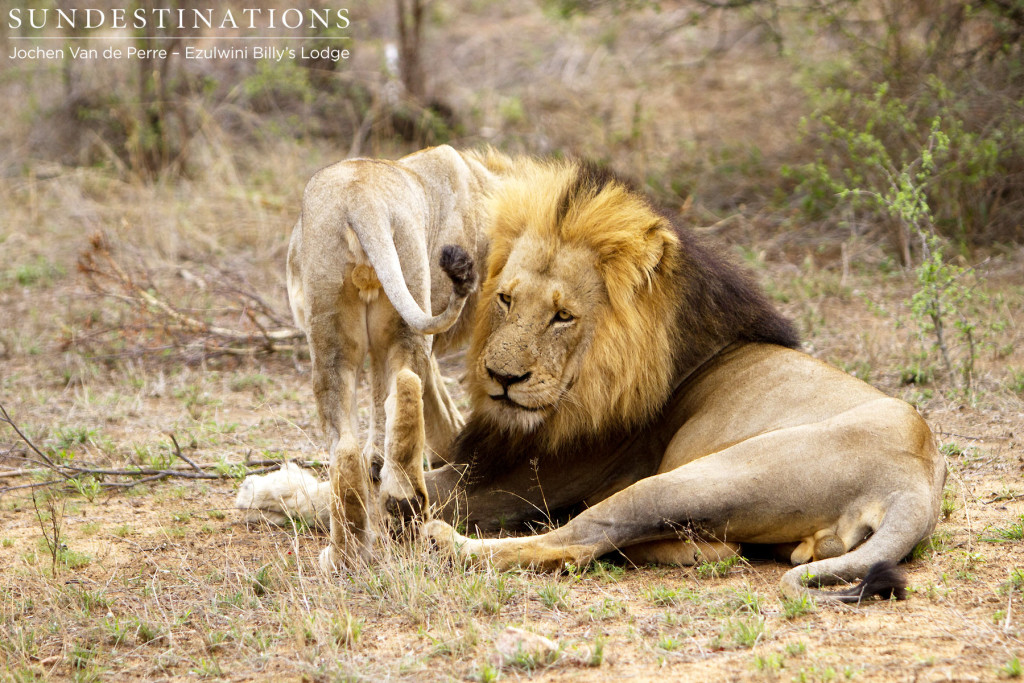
[238,145,513,570]
[241,154,946,601]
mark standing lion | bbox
[238,145,514,570]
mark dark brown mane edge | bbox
[665,213,800,380]
[558,157,799,380]
[557,157,798,353]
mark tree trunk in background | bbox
[396,0,426,101]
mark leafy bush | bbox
[786,1,1024,249]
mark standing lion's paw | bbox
[378,465,428,537]
[319,545,340,574]
[381,492,427,537]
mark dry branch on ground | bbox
[75,232,302,360]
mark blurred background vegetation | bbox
[1,0,1022,395]
[3,0,1022,250]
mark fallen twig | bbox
[243,458,326,469]
[0,400,285,493]
[935,430,990,442]
[984,492,1024,504]
[75,232,303,358]
[169,433,203,473]
[2,479,63,493]
[0,468,45,479]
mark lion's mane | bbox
[450,158,799,484]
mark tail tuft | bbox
[439,245,477,297]
[832,560,907,604]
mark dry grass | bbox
[2,1,1024,681]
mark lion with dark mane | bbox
[241,154,946,601]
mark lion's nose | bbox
[486,367,531,389]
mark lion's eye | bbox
[553,309,575,323]
[498,292,512,308]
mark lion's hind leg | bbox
[369,302,433,534]
[378,367,428,533]
[305,271,375,572]
[620,539,740,566]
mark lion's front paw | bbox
[421,520,497,568]
[235,472,290,525]
[235,462,328,527]
[421,520,464,557]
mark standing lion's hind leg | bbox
[306,279,375,572]
[366,342,389,484]
[321,432,375,572]
[378,368,429,534]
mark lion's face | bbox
[472,235,605,432]
[465,159,682,448]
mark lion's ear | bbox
[638,223,677,290]
[596,219,677,299]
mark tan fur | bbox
[245,145,514,571]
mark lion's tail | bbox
[779,493,935,604]
[287,224,475,338]
[354,210,478,335]
[385,243,476,335]
[818,560,907,603]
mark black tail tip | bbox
[860,560,908,600]
[834,560,907,603]
[439,244,477,297]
